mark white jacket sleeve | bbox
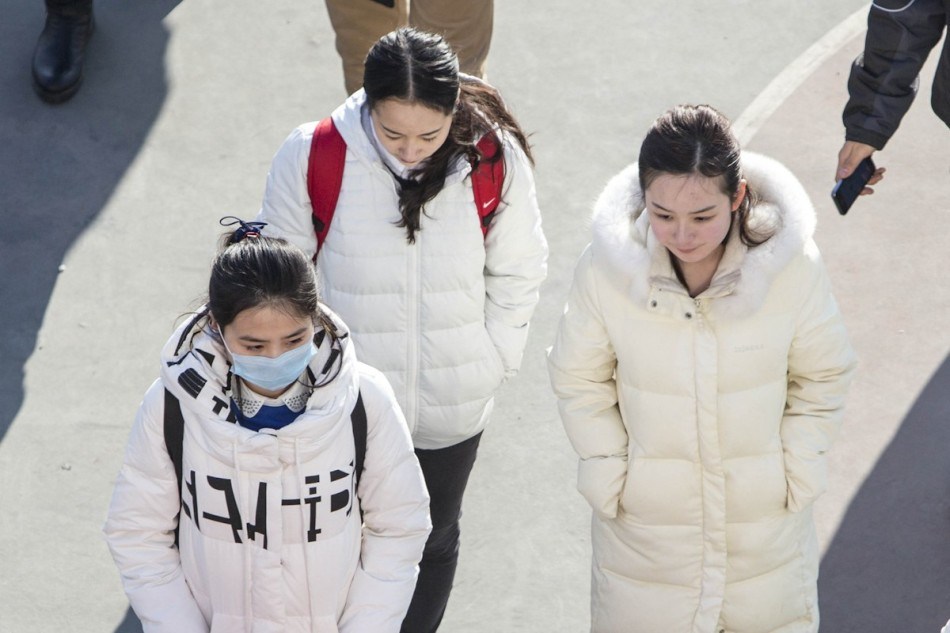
[339,367,431,633]
[483,138,549,378]
[256,123,320,260]
[103,380,208,633]
[547,247,628,519]
[782,244,857,513]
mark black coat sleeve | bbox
[842,0,948,149]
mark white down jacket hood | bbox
[257,90,548,449]
[104,305,430,633]
[548,153,856,633]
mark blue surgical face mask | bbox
[222,336,317,392]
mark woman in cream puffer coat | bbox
[548,105,856,633]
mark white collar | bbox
[234,377,312,417]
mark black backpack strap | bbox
[163,388,185,546]
[351,391,367,490]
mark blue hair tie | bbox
[219,216,268,242]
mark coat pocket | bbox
[619,458,703,526]
[477,327,507,390]
[578,456,627,520]
[724,452,789,521]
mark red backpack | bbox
[306,117,504,253]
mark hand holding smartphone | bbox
[831,157,876,215]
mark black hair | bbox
[363,27,533,243]
[638,104,775,247]
[208,232,319,331]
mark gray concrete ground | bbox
[1,1,947,631]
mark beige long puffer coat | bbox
[548,153,857,633]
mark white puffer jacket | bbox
[548,154,856,633]
[104,307,431,633]
[257,90,548,449]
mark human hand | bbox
[836,141,885,195]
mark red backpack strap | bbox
[472,132,505,238]
[307,117,347,255]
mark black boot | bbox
[32,0,94,104]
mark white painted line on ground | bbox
[733,6,869,145]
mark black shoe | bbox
[31,6,95,104]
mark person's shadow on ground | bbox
[0,3,180,627]
[0,0,181,445]
[819,353,950,632]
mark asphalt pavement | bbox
[1,1,947,631]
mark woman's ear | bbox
[732,179,748,211]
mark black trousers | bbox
[46,0,91,13]
[401,432,483,633]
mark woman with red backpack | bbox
[256,27,548,633]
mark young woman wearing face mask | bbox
[104,220,431,633]
[256,27,547,632]
[547,105,857,633]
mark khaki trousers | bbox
[325,0,493,95]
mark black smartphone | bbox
[832,156,876,215]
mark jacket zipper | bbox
[406,222,421,435]
[694,297,706,317]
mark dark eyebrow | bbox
[238,327,309,343]
[652,202,717,214]
[380,123,444,137]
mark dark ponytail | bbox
[208,230,319,331]
[363,27,533,243]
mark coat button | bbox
[685,312,693,319]
[650,300,658,308]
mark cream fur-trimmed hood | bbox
[589,152,817,319]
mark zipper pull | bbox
[685,298,705,320]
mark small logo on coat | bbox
[734,343,765,353]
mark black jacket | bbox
[843,0,950,149]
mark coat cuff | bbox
[844,127,889,151]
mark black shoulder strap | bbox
[163,388,185,546]
[351,391,367,490]
[164,388,185,492]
